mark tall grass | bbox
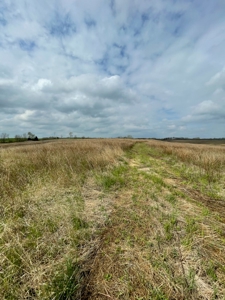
[0,139,134,299]
[84,142,225,299]
[147,140,225,183]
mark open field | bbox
[162,139,225,146]
[1,139,225,299]
[0,139,61,148]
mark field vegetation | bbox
[0,139,225,299]
[0,139,134,299]
[163,138,225,145]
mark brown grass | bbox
[146,139,225,183]
[83,141,225,300]
[0,139,134,299]
[1,139,225,299]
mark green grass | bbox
[46,259,80,300]
[97,164,129,190]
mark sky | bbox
[0,0,225,138]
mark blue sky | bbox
[0,0,225,138]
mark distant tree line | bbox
[0,133,9,143]
[0,132,39,143]
[162,137,225,140]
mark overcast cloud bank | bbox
[0,0,225,138]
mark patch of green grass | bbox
[163,214,178,241]
[182,217,199,247]
[104,273,113,281]
[187,268,197,293]
[141,172,165,187]
[46,259,80,299]
[206,261,218,282]
[149,287,169,300]
[72,215,89,230]
[45,218,59,233]
[97,165,129,190]
[201,207,210,216]
[185,217,198,235]
[165,193,177,205]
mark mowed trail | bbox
[82,143,225,300]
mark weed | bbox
[187,268,197,293]
[165,193,177,205]
[201,207,210,216]
[185,217,198,235]
[150,288,169,300]
[163,214,177,241]
[46,259,80,299]
[149,174,165,186]
[131,194,138,203]
[104,273,112,281]
[206,261,218,281]
[72,215,89,230]
[98,165,128,190]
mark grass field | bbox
[162,139,225,145]
[0,139,225,299]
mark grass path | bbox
[83,143,225,300]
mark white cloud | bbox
[0,78,14,85]
[182,100,225,125]
[30,74,137,104]
[195,100,217,114]
[206,67,225,88]
[32,79,52,91]
[168,125,176,129]
[0,0,225,138]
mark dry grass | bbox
[0,139,134,299]
[1,139,225,299]
[146,140,225,183]
[84,142,225,300]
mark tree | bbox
[15,134,27,142]
[27,132,35,139]
[15,134,22,142]
[69,132,73,138]
[1,133,9,143]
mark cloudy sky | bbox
[0,0,225,138]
